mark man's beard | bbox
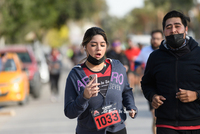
[151,43,159,50]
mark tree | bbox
[146,0,194,13]
[0,0,106,43]
[120,0,196,36]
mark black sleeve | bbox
[196,90,200,102]
[119,54,129,67]
[141,53,157,102]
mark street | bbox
[0,59,153,134]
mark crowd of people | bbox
[64,10,200,134]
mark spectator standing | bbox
[125,38,141,72]
[141,10,200,134]
[124,38,141,90]
[71,45,86,65]
[106,39,130,73]
[47,48,62,102]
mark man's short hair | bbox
[151,30,163,37]
[162,10,190,30]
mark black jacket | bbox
[106,50,130,72]
[141,36,200,126]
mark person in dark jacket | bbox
[141,10,200,134]
[106,39,130,73]
[64,27,137,134]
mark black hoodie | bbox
[141,36,200,126]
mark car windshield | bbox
[17,52,31,63]
[2,59,17,71]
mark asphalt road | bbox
[0,59,153,134]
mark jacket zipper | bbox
[169,51,179,126]
[175,57,179,126]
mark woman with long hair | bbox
[64,27,137,134]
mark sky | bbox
[106,0,144,18]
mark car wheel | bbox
[31,75,42,99]
[32,85,40,99]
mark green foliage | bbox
[145,0,194,12]
[128,8,158,34]
[0,0,106,43]
[122,0,195,35]
[101,0,197,43]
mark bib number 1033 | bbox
[94,110,121,130]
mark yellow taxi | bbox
[0,53,30,105]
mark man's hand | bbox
[151,94,166,109]
[176,88,197,103]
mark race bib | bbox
[91,104,121,130]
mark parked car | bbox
[0,53,29,105]
[0,45,42,99]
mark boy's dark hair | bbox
[151,30,163,37]
[162,10,190,30]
